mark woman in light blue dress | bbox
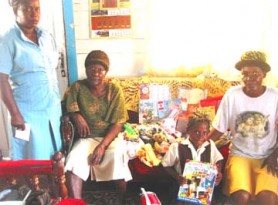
[0,0,62,159]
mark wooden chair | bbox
[0,152,68,203]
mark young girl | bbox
[161,112,224,204]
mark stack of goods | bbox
[123,123,184,167]
[131,83,216,168]
[139,83,181,124]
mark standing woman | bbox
[0,0,62,159]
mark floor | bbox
[82,180,230,205]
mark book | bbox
[139,99,182,124]
[157,98,181,119]
[139,100,156,123]
[177,160,218,205]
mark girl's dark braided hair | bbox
[186,111,211,131]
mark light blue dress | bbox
[0,23,62,159]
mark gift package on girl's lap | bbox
[177,160,218,205]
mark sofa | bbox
[111,76,239,113]
[61,76,237,181]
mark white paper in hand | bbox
[15,123,31,141]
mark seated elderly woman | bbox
[62,50,131,202]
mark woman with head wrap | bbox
[62,50,131,202]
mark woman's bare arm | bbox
[0,73,25,130]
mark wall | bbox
[73,0,148,79]
[72,0,278,87]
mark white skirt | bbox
[64,137,132,182]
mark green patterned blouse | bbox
[62,79,128,138]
